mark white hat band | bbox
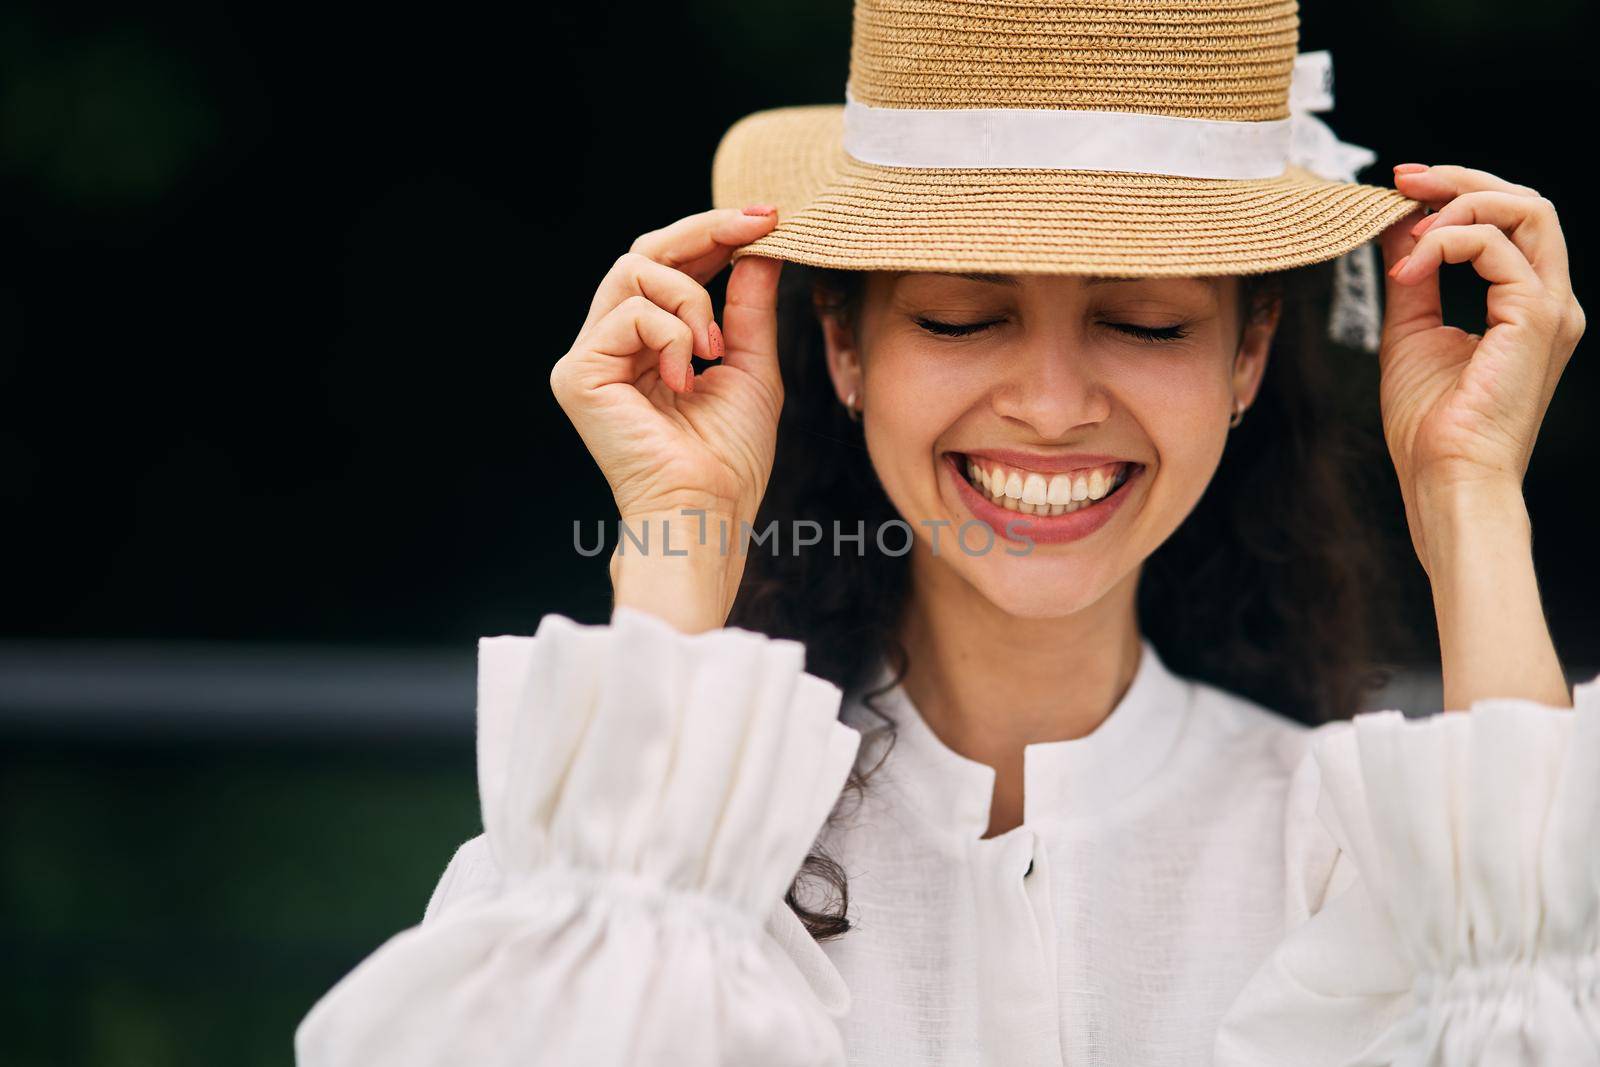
[842,51,1375,185]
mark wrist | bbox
[1412,481,1568,711]
[1414,478,1529,577]
[610,509,746,635]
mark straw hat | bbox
[711,0,1421,347]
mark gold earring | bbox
[845,388,861,422]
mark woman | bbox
[298,1,1596,1064]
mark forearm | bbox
[1417,481,1570,711]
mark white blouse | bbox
[296,607,1600,1066]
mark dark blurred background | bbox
[1,2,1595,1064]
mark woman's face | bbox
[823,271,1277,618]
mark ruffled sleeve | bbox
[1215,674,1600,1066]
[295,606,862,1067]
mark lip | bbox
[942,452,1143,547]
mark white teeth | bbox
[959,456,1133,515]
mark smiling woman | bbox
[296,0,1595,1064]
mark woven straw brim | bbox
[712,104,1421,277]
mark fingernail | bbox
[1393,163,1429,175]
[1388,254,1411,279]
[708,320,725,361]
[1411,214,1440,238]
[742,204,778,216]
[684,364,694,393]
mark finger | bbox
[582,253,718,357]
[1379,207,1442,352]
[1392,223,1541,298]
[1407,191,1570,296]
[1392,163,1539,209]
[629,207,780,284]
[721,254,784,396]
[578,294,697,394]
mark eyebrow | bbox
[1084,275,1220,292]
[937,271,1021,287]
[927,271,1218,293]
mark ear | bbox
[814,286,863,407]
[1230,290,1281,411]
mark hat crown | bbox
[846,0,1300,121]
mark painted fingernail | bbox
[742,204,778,216]
[1411,214,1440,238]
[1393,163,1430,175]
[708,320,725,361]
[1388,254,1411,279]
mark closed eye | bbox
[1106,321,1190,343]
[917,317,1191,342]
[914,317,1003,337]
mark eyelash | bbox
[1110,322,1190,344]
[913,317,1190,343]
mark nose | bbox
[988,331,1112,439]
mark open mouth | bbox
[952,454,1140,516]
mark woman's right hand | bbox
[550,207,785,632]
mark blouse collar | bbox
[844,635,1194,838]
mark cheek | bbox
[858,341,977,516]
[1117,357,1231,507]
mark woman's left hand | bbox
[1377,164,1584,573]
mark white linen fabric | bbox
[296,607,1600,1066]
[295,609,861,1066]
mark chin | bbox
[953,553,1125,619]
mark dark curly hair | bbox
[726,259,1410,942]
